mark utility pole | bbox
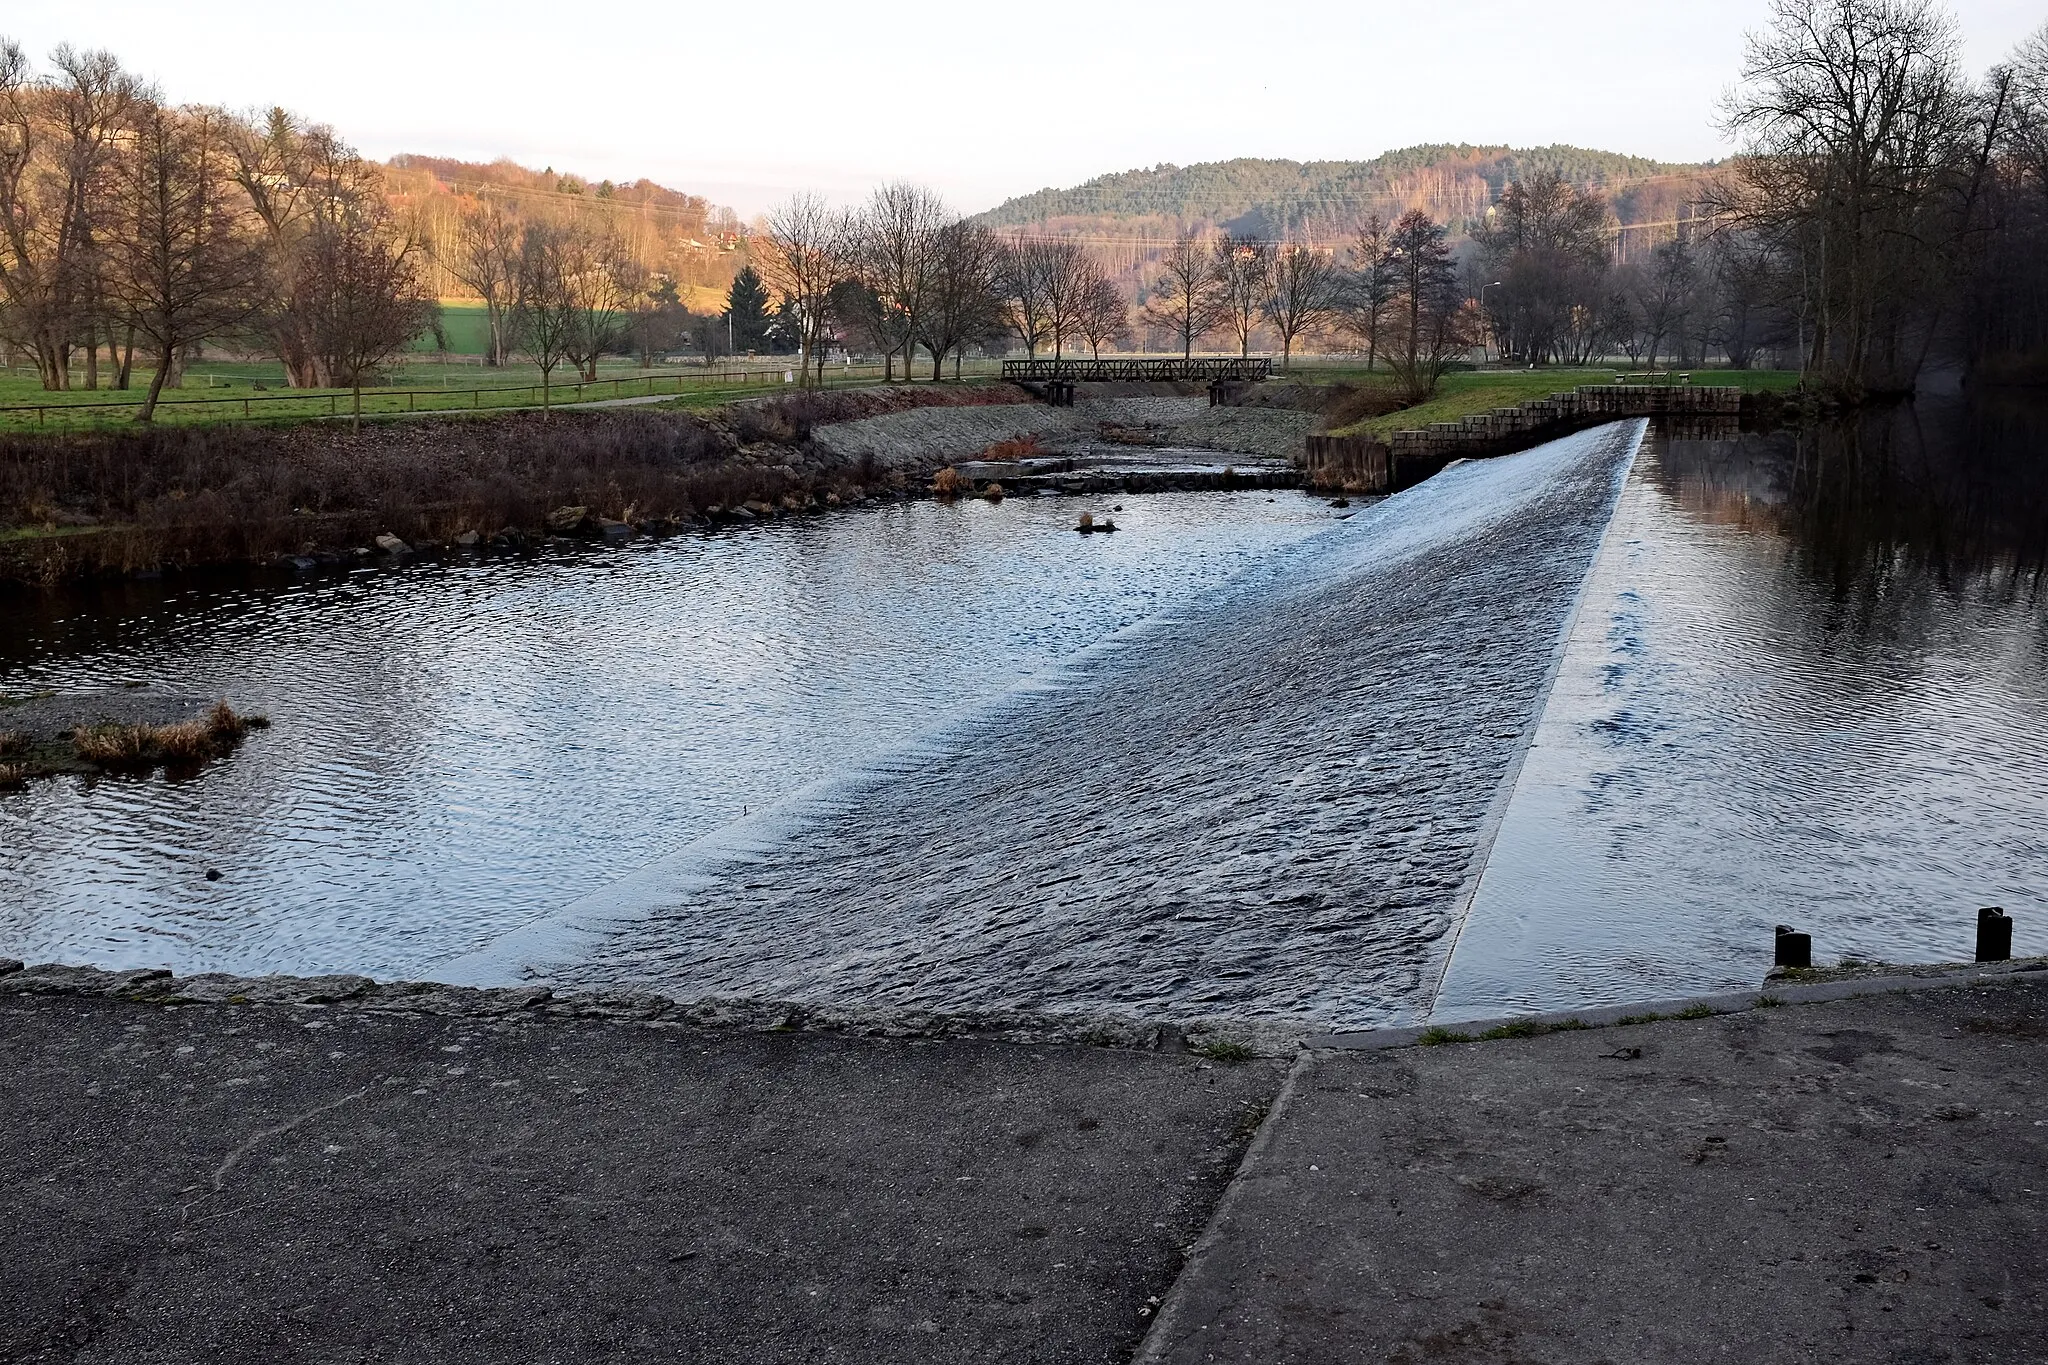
[1478,281,1503,364]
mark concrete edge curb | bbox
[1302,960,2048,1051]
[0,959,1305,1057]
[1129,1049,1316,1365]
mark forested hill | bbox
[979,144,1712,241]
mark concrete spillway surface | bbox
[1431,426,2048,1020]
[463,423,1646,1027]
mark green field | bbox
[1328,367,1802,439]
[410,303,496,355]
[0,357,878,432]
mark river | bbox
[3,400,2043,1029]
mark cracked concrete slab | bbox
[0,994,1280,1364]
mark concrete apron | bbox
[1134,960,2048,1365]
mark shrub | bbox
[983,436,1044,461]
[0,730,27,757]
[930,466,964,497]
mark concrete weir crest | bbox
[1420,417,1648,1020]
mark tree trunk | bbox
[84,322,100,390]
[136,342,175,423]
[116,326,135,389]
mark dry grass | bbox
[982,436,1045,461]
[0,762,24,790]
[931,466,965,497]
[72,722,157,768]
[0,729,27,757]
[69,702,264,772]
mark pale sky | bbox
[8,1,2043,216]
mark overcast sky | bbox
[8,1,2043,216]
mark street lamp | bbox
[1478,281,1503,364]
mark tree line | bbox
[1712,0,2048,394]
[749,185,1128,386]
[0,40,438,419]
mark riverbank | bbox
[0,386,1037,587]
[3,961,2038,1361]
[0,383,1335,588]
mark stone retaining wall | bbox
[1304,384,1742,493]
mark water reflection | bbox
[0,491,1338,978]
[1433,397,2048,1020]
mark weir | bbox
[1001,357,1273,383]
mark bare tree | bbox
[916,219,1004,380]
[1338,215,1395,369]
[227,111,391,389]
[1212,234,1272,358]
[1473,174,1614,364]
[1381,209,1476,403]
[758,192,845,386]
[443,200,519,365]
[853,182,945,380]
[557,225,637,381]
[509,221,579,414]
[104,102,265,421]
[1141,234,1222,360]
[998,233,1053,356]
[1718,0,1977,392]
[0,42,145,390]
[1263,242,1340,369]
[298,188,435,423]
[1076,274,1130,359]
[1037,239,1095,361]
[1624,238,1700,368]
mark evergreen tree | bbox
[726,265,772,352]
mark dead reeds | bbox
[68,702,266,773]
[0,730,27,758]
[931,466,965,498]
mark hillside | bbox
[979,143,1714,247]
[380,155,747,306]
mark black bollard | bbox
[1977,907,2013,962]
[1774,924,1811,969]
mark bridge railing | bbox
[1001,357,1272,384]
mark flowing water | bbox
[3,400,2044,1029]
[1432,397,2048,1019]
[0,490,1340,979]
